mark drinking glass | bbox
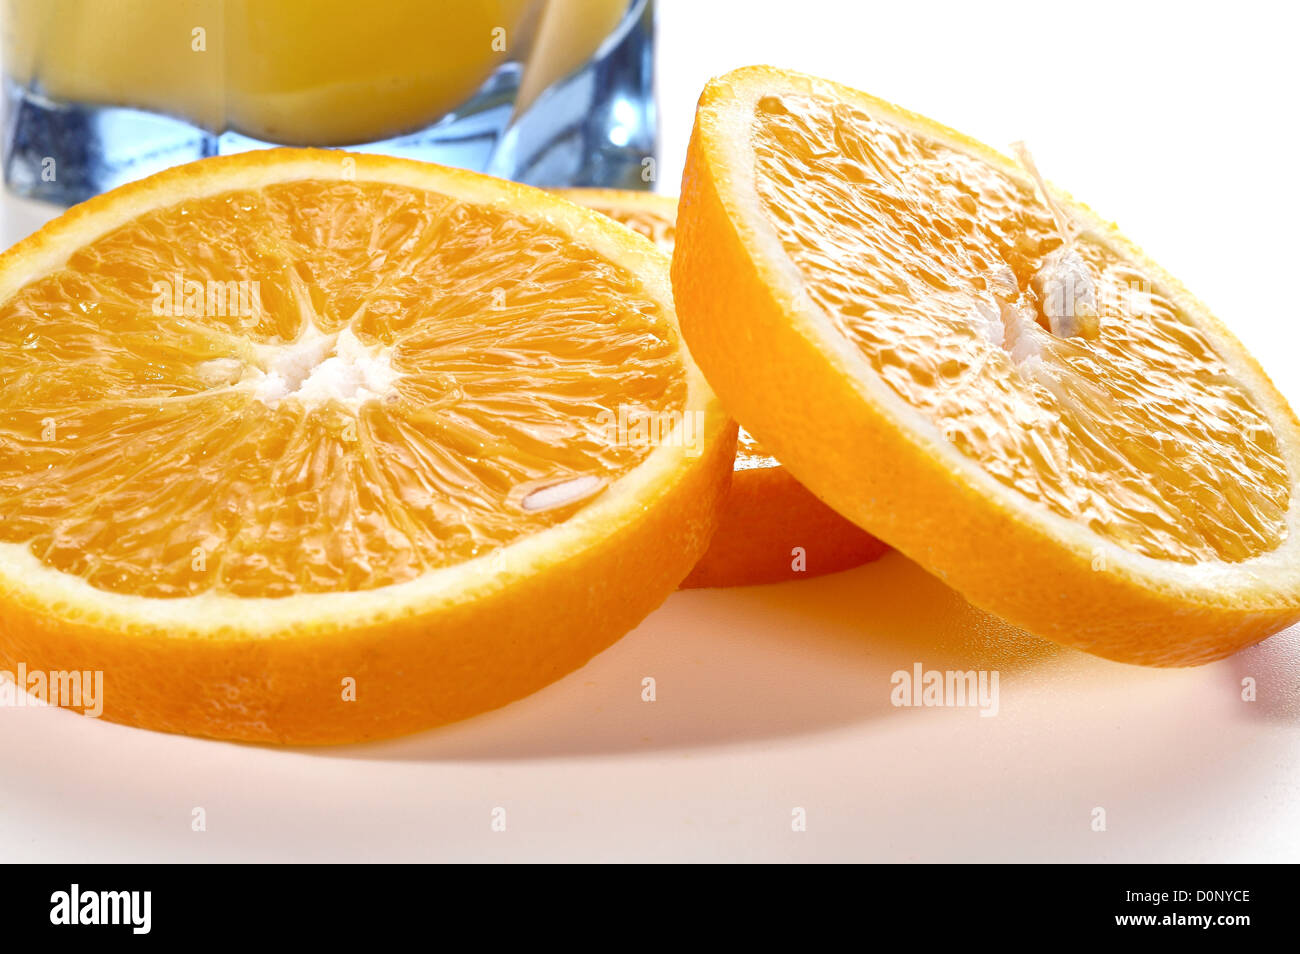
[1,0,656,204]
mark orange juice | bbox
[3,0,629,145]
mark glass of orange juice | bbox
[1,0,654,204]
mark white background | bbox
[2,0,1299,862]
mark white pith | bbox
[243,324,399,410]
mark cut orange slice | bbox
[557,188,887,587]
[555,190,679,257]
[0,150,734,743]
[672,66,1300,665]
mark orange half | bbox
[672,67,1300,665]
[0,150,734,742]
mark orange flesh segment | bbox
[579,196,678,255]
[751,92,1290,564]
[0,180,685,598]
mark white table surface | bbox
[2,0,1298,863]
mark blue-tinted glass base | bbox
[3,0,654,205]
